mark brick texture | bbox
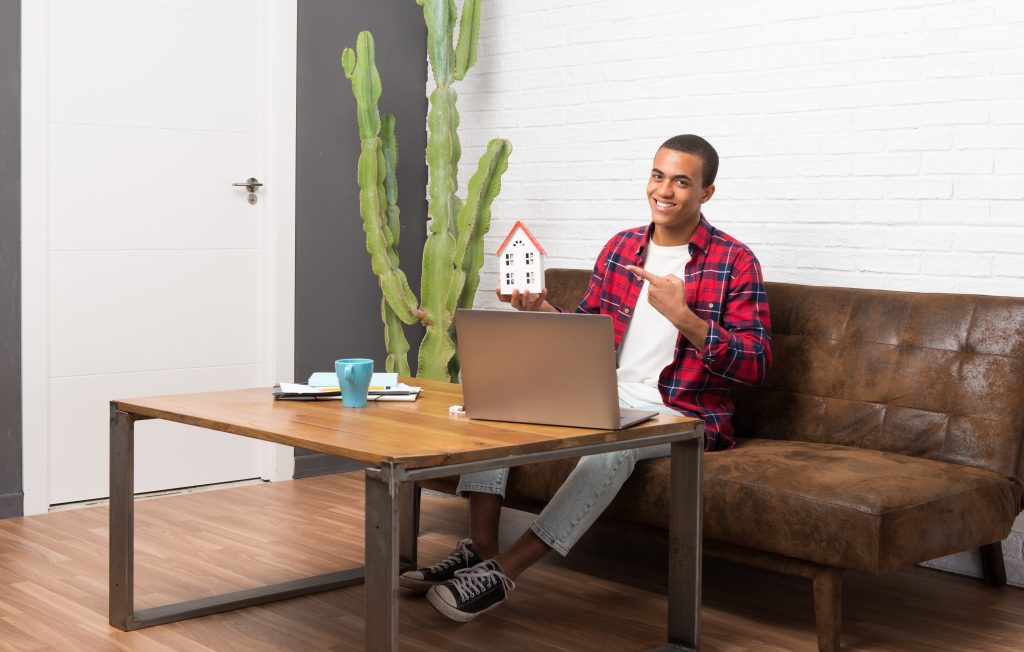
[442,0,1024,585]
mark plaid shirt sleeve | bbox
[697,248,772,386]
[575,237,613,315]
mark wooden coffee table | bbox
[108,378,704,651]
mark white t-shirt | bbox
[617,241,690,407]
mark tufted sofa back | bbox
[545,269,1024,481]
[731,282,1024,481]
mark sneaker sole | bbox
[426,588,503,623]
[398,575,436,593]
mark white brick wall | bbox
[445,0,1024,584]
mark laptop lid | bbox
[454,309,655,430]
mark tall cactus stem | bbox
[456,138,512,308]
[382,298,411,375]
[417,0,456,85]
[453,0,481,80]
[381,114,401,248]
[344,0,508,382]
[343,32,418,334]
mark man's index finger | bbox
[625,264,658,283]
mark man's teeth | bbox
[655,200,674,207]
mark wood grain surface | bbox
[2,474,1023,651]
[112,378,702,468]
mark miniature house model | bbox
[496,221,547,295]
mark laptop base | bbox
[619,408,659,429]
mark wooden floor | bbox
[1,474,1023,651]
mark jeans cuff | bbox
[455,482,506,499]
[530,521,571,557]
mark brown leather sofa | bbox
[422,268,1024,651]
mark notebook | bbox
[454,309,658,430]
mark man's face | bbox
[646,148,714,234]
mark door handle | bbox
[233,178,263,204]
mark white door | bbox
[22,0,296,508]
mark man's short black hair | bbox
[659,134,719,187]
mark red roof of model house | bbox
[495,221,548,255]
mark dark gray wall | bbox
[0,0,22,518]
[295,1,427,476]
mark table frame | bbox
[109,405,703,651]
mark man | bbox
[401,134,773,622]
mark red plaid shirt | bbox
[575,216,772,451]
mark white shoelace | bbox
[450,562,515,602]
[428,538,475,573]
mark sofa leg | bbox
[812,568,842,652]
[980,541,1007,587]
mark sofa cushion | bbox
[420,438,1021,575]
[617,439,1021,574]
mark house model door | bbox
[22,0,295,509]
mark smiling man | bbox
[403,134,773,623]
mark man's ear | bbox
[701,184,716,204]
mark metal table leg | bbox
[108,407,364,632]
[399,481,420,571]
[365,462,403,651]
[649,426,704,652]
[109,407,135,630]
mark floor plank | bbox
[0,473,1022,651]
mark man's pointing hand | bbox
[625,265,687,324]
[624,264,709,352]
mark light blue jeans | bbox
[455,401,680,556]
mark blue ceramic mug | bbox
[335,358,374,408]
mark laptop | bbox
[454,309,658,430]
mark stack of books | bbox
[273,372,422,402]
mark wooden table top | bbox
[112,378,702,469]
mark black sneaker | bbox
[399,539,483,592]
[426,560,515,622]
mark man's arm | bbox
[573,241,614,315]
[696,252,772,385]
[626,252,772,385]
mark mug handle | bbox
[344,366,354,382]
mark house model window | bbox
[496,221,547,295]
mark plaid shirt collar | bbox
[631,214,715,261]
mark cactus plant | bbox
[342,0,511,382]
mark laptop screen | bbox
[454,310,625,429]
